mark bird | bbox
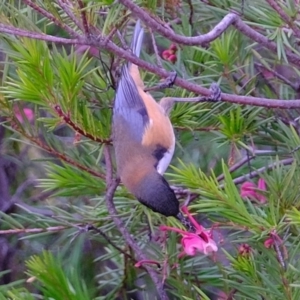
[113,20,220,230]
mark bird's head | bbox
[134,171,179,217]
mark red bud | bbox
[169,43,178,52]
[162,50,171,60]
[168,54,177,64]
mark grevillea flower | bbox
[162,49,172,60]
[14,106,34,123]
[168,54,177,64]
[240,178,267,203]
[264,238,274,249]
[160,206,218,258]
[161,44,178,64]
[238,243,251,257]
[169,43,178,52]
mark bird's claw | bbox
[144,72,177,92]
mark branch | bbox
[3,15,300,107]
[119,0,237,45]
[0,225,67,235]
[22,0,79,38]
[118,0,300,67]
[217,155,255,182]
[233,17,300,67]
[255,62,300,92]
[54,105,111,144]
[17,128,106,180]
[231,158,294,185]
[266,0,300,39]
[77,0,90,36]
[0,24,80,43]
[56,0,84,32]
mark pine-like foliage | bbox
[0,0,300,299]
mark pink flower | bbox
[162,49,172,60]
[160,206,218,258]
[240,178,267,203]
[238,243,251,257]
[264,238,274,249]
[14,106,34,123]
[168,54,177,64]
[169,43,178,52]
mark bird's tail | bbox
[130,20,144,59]
[124,20,144,88]
[114,20,145,110]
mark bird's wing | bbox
[113,20,149,142]
[114,66,149,142]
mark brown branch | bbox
[266,0,300,39]
[174,126,220,132]
[231,158,294,186]
[217,155,255,182]
[22,0,79,38]
[0,225,67,235]
[149,28,163,68]
[3,14,300,108]
[77,0,90,36]
[255,62,300,92]
[88,225,135,261]
[104,146,113,187]
[118,0,300,67]
[119,0,237,45]
[18,129,106,180]
[54,105,111,144]
[0,24,80,43]
[0,221,134,261]
[105,179,169,300]
[56,0,83,32]
[233,17,300,67]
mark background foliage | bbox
[1,0,300,299]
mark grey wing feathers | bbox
[113,20,148,142]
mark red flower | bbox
[240,178,267,203]
[162,44,178,64]
[162,50,172,60]
[160,206,218,257]
[169,43,178,52]
[264,238,274,248]
[238,243,251,257]
[168,54,177,64]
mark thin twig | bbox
[266,0,300,39]
[22,0,79,38]
[56,0,83,31]
[77,0,90,36]
[255,62,300,92]
[88,225,135,260]
[117,0,300,66]
[0,225,67,235]
[104,146,113,187]
[54,105,111,144]
[230,158,293,186]
[217,155,255,182]
[3,14,300,107]
[17,128,106,180]
[149,28,163,68]
[105,180,169,300]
